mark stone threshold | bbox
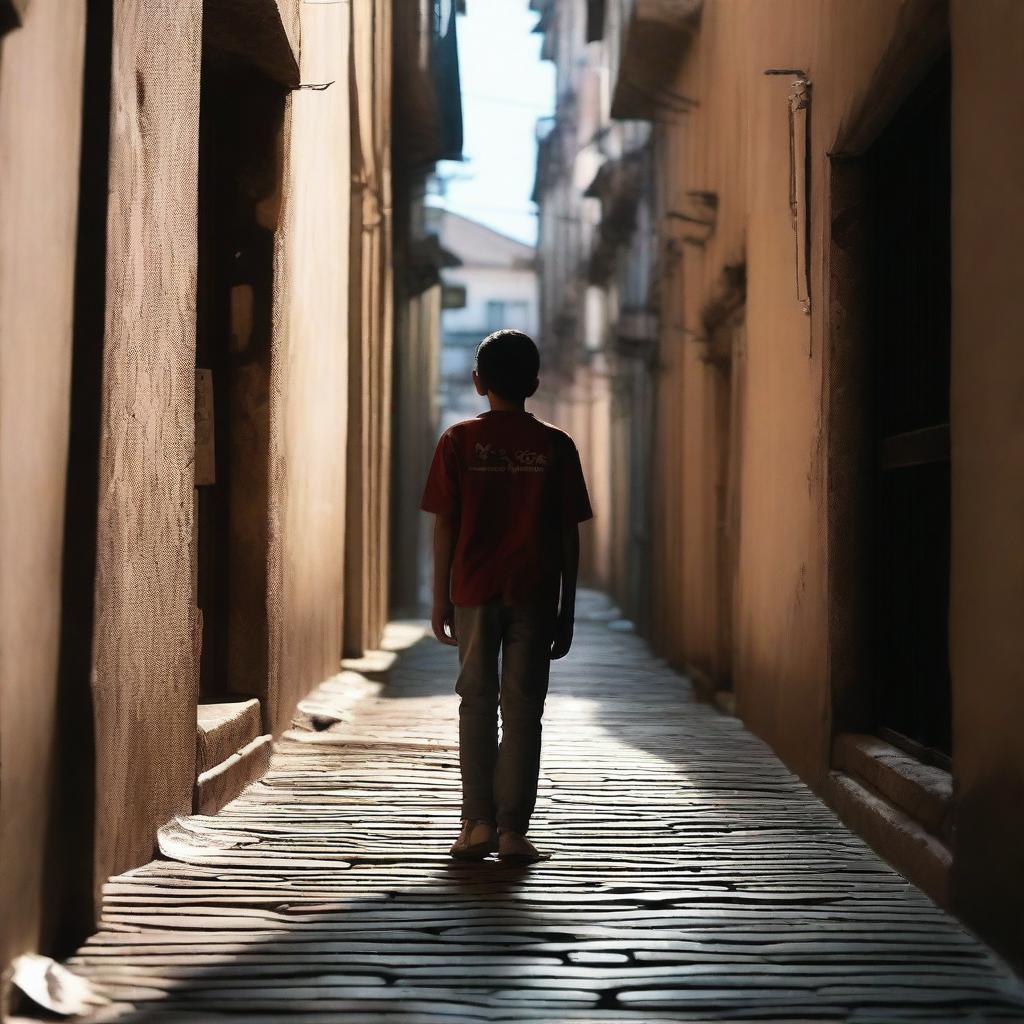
[829,731,953,908]
[683,661,737,717]
[194,698,271,815]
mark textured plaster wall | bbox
[948,0,1024,966]
[345,0,392,658]
[395,282,442,612]
[648,0,1024,964]
[587,364,615,587]
[267,1,351,733]
[0,0,85,982]
[650,0,948,788]
[371,0,395,647]
[89,0,203,889]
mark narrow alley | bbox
[61,594,1024,1022]
[5,2,1024,1017]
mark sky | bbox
[434,0,555,247]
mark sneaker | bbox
[498,829,543,864]
[449,819,498,860]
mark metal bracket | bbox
[765,68,813,316]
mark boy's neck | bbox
[486,392,527,413]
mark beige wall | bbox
[1,0,398,992]
[586,362,614,586]
[90,0,203,890]
[392,281,442,613]
[650,0,950,786]
[89,0,356,906]
[948,0,1024,963]
[345,0,393,657]
[267,1,351,733]
[0,0,85,987]
[373,2,395,646]
[642,0,1024,966]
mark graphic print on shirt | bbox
[471,442,550,474]
[419,414,594,607]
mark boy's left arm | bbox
[551,521,580,660]
[431,513,459,646]
[422,430,460,646]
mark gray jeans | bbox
[454,601,553,833]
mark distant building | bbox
[436,210,538,428]
[531,2,655,630]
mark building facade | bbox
[532,0,656,630]
[535,0,1024,968]
[437,210,538,429]
[0,0,458,1007]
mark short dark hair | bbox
[475,329,540,401]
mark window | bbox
[485,300,530,333]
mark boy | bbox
[420,329,593,863]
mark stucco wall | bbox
[1,0,376,989]
[650,0,950,788]
[267,1,351,732]
[345,0,393,658]
[392,281,442,613]
[644,0,1024,964]
[0,0,85,986]
[948,0,1024,964]
[371,1,395,649]
[89,0,203,889]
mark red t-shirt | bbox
[420,410,593,609]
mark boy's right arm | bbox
[551,436,591,660]
[431,513,458,646]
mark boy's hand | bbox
[431,600,458,646]
[550,614,574,660]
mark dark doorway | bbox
[702,291,745,695]
[194,59,284,703]
[866,52,952,761]
[49,0,115,953]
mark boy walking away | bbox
[420,329,593,864]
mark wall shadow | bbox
[44,0,114,958]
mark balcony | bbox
[393,0,464,171]
[610,0,702,120]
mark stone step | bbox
[339,648,397,679]
[828,769,952,909]
[196,698,262,776]
[832,732,952,839]
[194,733,273,816]
[195,698,270,815]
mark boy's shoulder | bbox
[529,415,578,447]
[445,414,579,453]
[443,415,483,435]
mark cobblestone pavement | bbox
[64,593,1024,1022]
